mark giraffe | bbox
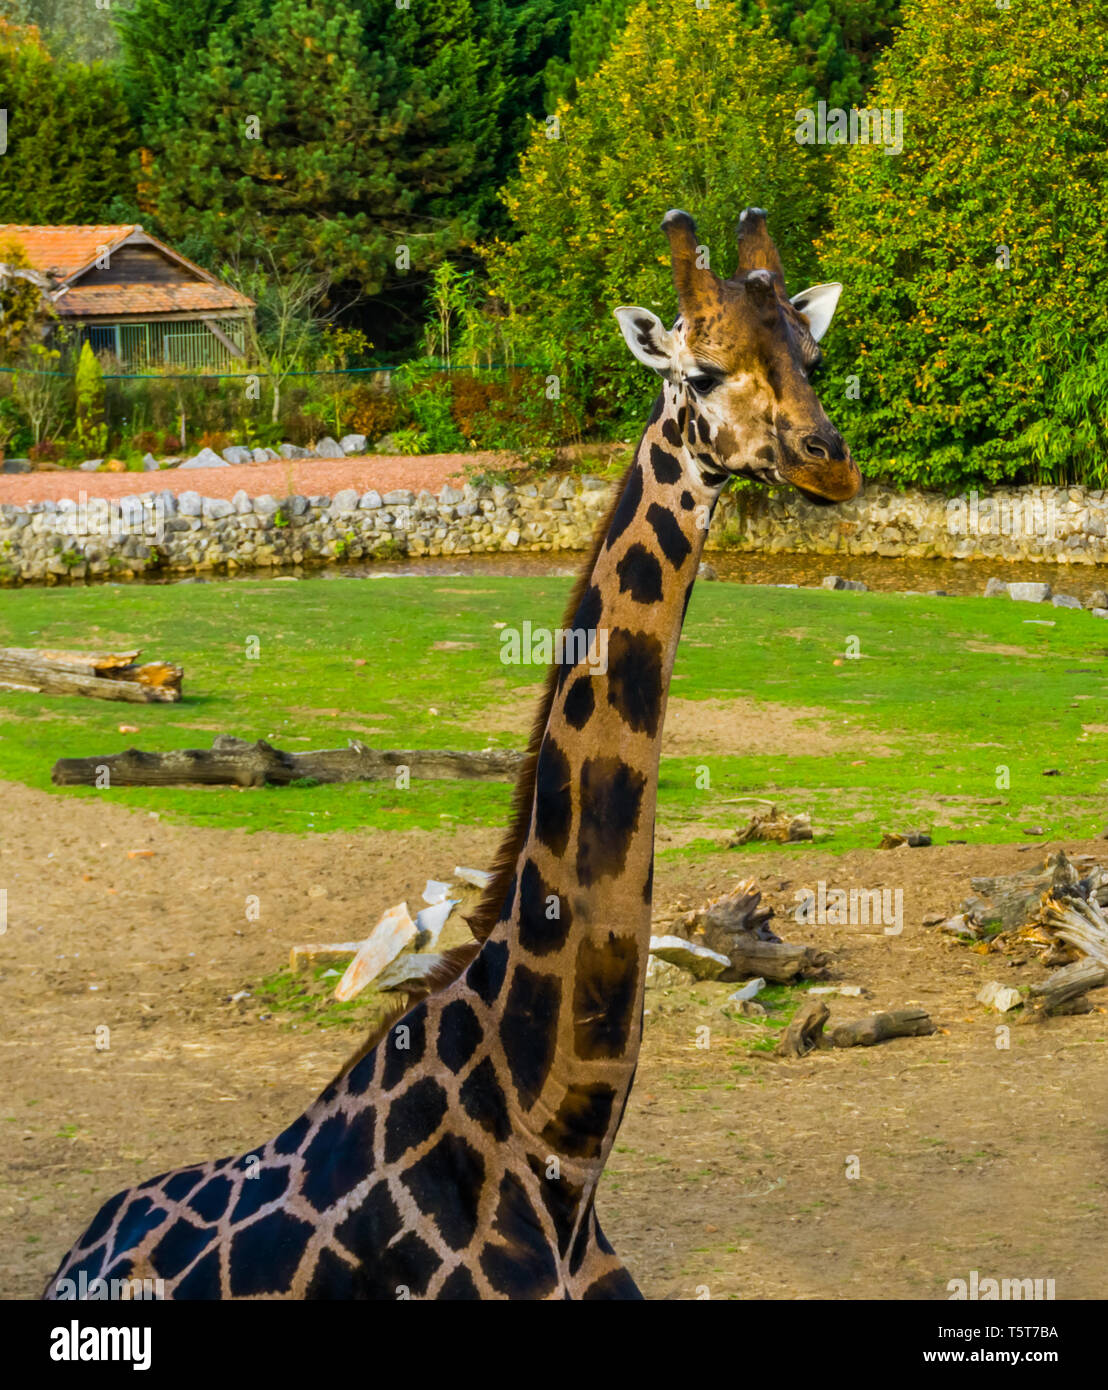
[44,208,860,1301]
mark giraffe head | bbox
[614,207,861,505]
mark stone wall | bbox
[712,484,1108,563]
[2,476,1107,584]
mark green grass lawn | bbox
[2,575,1107,854]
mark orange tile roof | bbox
[0,225,136,279]
[60,283,250,317]
[0,224,253,318]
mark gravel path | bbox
[0,452,520,505]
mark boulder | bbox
[177,490,203,517]
[222,446,254,465]
[278,443,312,461]
[382,489,414,506]
[315,436,344,459]
[983,577,1008,596]
[340,434,367,455]
[1051,593,1082,609]
[1085,589,1108,610]
[359,490,382,510]
[202,497,234,519]
[231,489,253,515]
[141,452,160,472]
[1008,581,1051,603]
[648,934,731,980]
[331,488,360,512]
[253,494,280,516]
[333,903,418,1000]
[821,575,868,591]
[180,447,228,470]
[79,459,103,472]
[439,484,465,505]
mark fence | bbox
[0,360,571,456]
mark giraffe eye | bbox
[687,373,718,395]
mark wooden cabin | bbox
[0,224,254,370]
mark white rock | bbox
[375,953,446,993]
[455,866,493,889]
[414,899,458,948]
[333,903,417,1000]
[177,490,203,517]
[340,434,367,455]
[222,446,253,465]
[727,977,766,1003]
[1008,581,1051,603]
[231,489,252,514]
[977,980,1023,1012]
[179,447,229,469]
[315,436,345,458]
[423,879,453,905]
[648,934,731,980]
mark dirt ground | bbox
[1,780,1106,1300]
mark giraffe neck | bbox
[478,384,724,1176]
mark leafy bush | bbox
[74,342,108,456]
[346,385,404,442]
[819,0,1108,489]
[486,0,828,430]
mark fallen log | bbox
[828,1008,935,1047]
[723,937,830,984]
[1026,958,1108,1017]
[0,647,182,703]
[51,734,525,788]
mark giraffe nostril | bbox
[802,434,830,460]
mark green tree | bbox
[143,0,495,317]
[487,0,828,426]
[543,0,901,109]
[819,0,1108,488]
[0,19,136,221]
[115,0,243,131]
[752,1,902,109]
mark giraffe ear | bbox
[789,282,842,343]
[613,306,677,374]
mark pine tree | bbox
[0,19,136,222]
[115,0,246,131]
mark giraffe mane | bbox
[330,449,648,1083]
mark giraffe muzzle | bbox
[778,445,863,505]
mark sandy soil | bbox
[1,780,1105,1300]
[0,452,519,506]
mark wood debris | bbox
[0,646,182,703]
[727,805,812,845]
